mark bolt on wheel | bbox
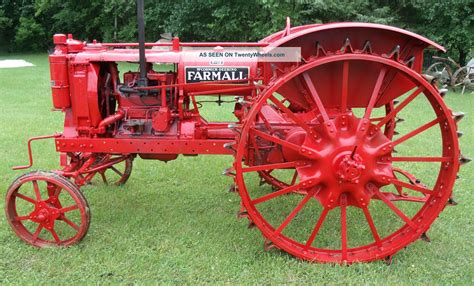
[5,171,90,247]
[234,53,460,263]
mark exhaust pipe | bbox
[137,0,147,89]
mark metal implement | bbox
[5,2,469,264]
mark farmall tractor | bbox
[5,2,470,264]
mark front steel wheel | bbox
[5,171,90,247]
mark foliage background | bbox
[0,0,473,65]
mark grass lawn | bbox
[0,53,472,284]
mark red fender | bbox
[260,22,445,108]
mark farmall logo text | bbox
[185,67,249,83]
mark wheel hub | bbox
[335,153,365,184]
[287,114,393,208]
[30,202,60,227]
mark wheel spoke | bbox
[390,178,434,196]
[32,180,41,201]
[242,161,299,173]
[374,189,417,229]
[373,192,428,203]
[392,118,440,146]
[47,183,62,197]
[59,204,79,213]
[362,207,382,246]
[290,170,298,185]
[251,128,301,153]
[14,193,37,204]
[62,216,80,231]
[268,95,313,134]
[376,87,423,128]
[257,111,274,133]
[14,215,30,221]
[363,67,387,120]
[391,156,451,162]
[32,224,43,241]
[251,179,317,205]
[302,72,330,122]
[305,207,329,248]
[53,186,62,197]
[341,203,348,260]
[110,166,124,177]
[274,189,316,235]
[369,116,385,122]
[48,228,61,243]
[100,171,108,184]
[341,61,349,112]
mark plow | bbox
[5,1,471,264]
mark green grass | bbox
[0,54,472,285]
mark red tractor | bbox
[5,2,469,263]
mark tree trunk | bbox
[458,47,467,67]
[114,14,117,41]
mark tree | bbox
[388,0,474,66]
[0,0,472,64]
[15,16,47,50]
[297,0,395,24]
[0,0,21,51]
[161,0,273,42]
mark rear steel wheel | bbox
[5,171,90,247]
[234,53,460,263]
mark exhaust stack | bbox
[137,0,147,88]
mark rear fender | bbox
[260,23,445,108]
[262,22,445,73]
